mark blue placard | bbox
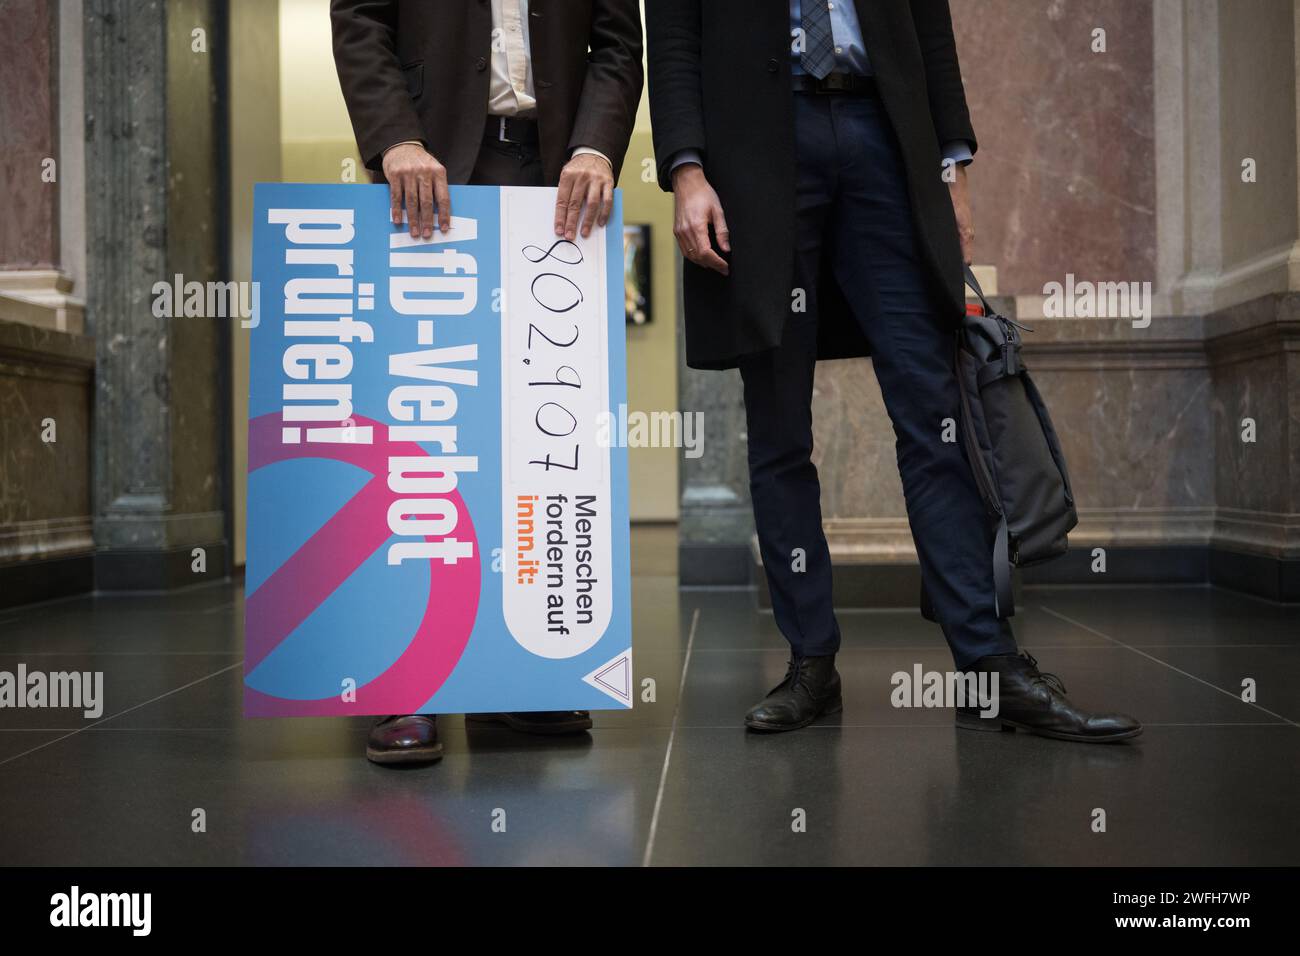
[245,183,631,717]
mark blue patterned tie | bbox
[801,0,837,80]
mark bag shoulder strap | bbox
[993,516,1014,618]
[963,264,996,317]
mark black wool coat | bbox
[647,0,978,370]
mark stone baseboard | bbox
[0,542,230,606]
[749,556,1027,611]
[695,543,1299,607]
[94,542,229,593]
[678,542,753,587]
[1209,548,1300,602]
[0,553,94,610]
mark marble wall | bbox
[0,318,94,581]
[0,0,95,604]
[0,0,59,270]
[951,0,1157,296]
[1204,295,1300,598]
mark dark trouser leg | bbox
[824,94,1017,669]
[738,95,841,659]
[739,317,841,658]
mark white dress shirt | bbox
[488,0,537,117]
[385,0,609,167]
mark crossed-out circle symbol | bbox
[244,412,480,716]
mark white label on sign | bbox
[499,187,613,659]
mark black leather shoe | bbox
[366,714,443,765]
[957,651,1142,743]
[745,655,842,732]
[466,711,592,735]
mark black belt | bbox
[792,72,877,96]
[484,115,539,145]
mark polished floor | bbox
[1,526,1297,866]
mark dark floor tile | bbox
[1031,586,1300,647]
[0,545,1295,868]
[0,730,71,765]
[0,721,669,866]
[0,728,249,865]
[1134,644,1300,725]
[647,724,1300,866]
[0,653,240,730]
[677,643,1273,730]
[0,589,240,655]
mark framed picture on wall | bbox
[623,223,651,325]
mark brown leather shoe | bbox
[466,711,593,735]
[366,714,443,765]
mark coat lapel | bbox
[853,1,894,78]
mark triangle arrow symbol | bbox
[582,650,633,706]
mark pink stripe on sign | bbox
[244,412,480,716]
[244,477,393,672]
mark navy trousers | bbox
[738,91,1018,669]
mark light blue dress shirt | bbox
[790,0,872,76]
[669,2,973,174]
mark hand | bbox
[948,163,974,265]
[382,143,451,239]
[671,163,730,276]
[555,153,615,240]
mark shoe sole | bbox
[465,713,593,735]
[365,743,444,765]
[744,695,843,733]
[955,711,1142,743]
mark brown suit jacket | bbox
[330,0,643,186]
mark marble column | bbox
[228,0,280,569]
[83,0,227,589]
